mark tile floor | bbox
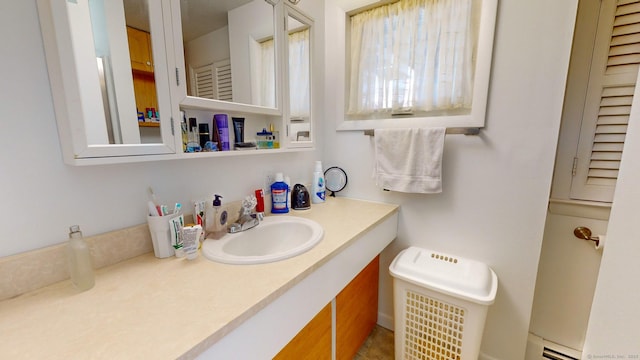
[355,325,395,359]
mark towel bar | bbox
[364,128,480,136]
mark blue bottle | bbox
[271,172,289,214]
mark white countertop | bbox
[0,197,398,359]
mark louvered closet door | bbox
[193,64,215,99]
[571,0,639,202]
[191,60,233,101]
[214,60,233,102]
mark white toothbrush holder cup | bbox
[147,213,180,258]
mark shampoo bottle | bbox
[67,225,95,291]
[271,173,289,213]
[214,114,230,151]
[312,161,326,204]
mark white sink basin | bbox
[201,216,324,265]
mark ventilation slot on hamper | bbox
[404,290,464,359]
[390,247,498,359]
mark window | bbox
[256,28,310,118]
[252,38,276,107]
[336,0,497,131]
[348,0,474,116]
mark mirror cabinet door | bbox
[37,0,175,163]
[172,0,281,114]
[285,5,313,147]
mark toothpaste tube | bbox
[169,214,185,258]
[193,200,206,244]
[182,225,202,260]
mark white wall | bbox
[228,0,274,104]
[582,66,640,357]
[322,0,578,359]
[185,26,230,70]
[0,1,322,257]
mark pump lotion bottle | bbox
[67,225,95,291]
[312,161,326,204]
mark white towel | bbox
[373,128,445,193]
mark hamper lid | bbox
[389,246,498,305]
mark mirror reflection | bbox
[180,0,276,108]
[89,0,162,144]
[287,12,311,142]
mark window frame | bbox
[335,0,498,131]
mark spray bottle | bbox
[312,161,326,203]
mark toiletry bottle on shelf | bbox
[180,111,188,152]
[269,123,280,149]
[312,161,326,204]
[214,114,230,151]
[198,123,210,148]
[188,118,199,144]
[271,173,289,213]
[67,225,95,291]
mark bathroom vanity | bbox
[0,198,398,359]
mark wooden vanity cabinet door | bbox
[336,255,380,360]
[126,26,158,119]
[273,303,332,359]
[127,26,153,73]
[273,256,380,360]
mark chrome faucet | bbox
[228,195,260,233]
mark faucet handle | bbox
[241,195,257,215]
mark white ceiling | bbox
[123,0,254,42]
[178,0,254,41]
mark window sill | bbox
[548,198,611,221]
[336,113,484,132]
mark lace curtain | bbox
[289,28,310,119]
[348,0,474,115]
[256,29,310,116]
[254,38,276,108]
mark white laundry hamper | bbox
[389,247,498,360]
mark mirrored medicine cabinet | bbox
[37,0,314,165]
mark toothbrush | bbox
[148,186,159,205]
[148,187,163,215]
[147,201,158,216]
